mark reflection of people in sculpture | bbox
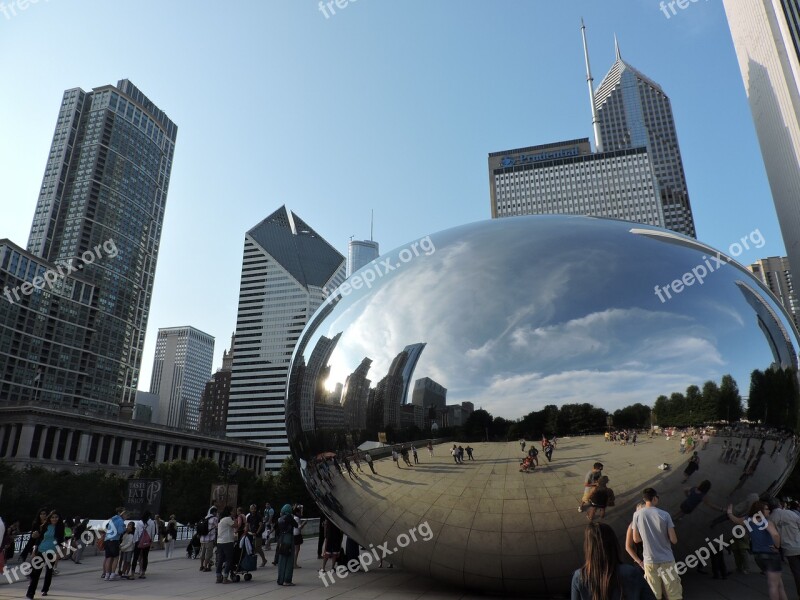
[520,439,526,452]
[587,476,614,522]
[578,463,604,513]
[400,447,413,467]
[392,448,401,468]
[427,441,433,457]
[519,456,535,472]
[682,452,700,483]
[672,480,723,522]
[364,452,376,474]
[544,441,554,462]
[465,445,474,460]
[726,501,787,600]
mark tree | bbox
[718,374,743,423]
[464,409,493,440]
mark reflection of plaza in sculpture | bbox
[285,216,800,596]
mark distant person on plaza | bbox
[215,507,236,584]
[631,488,682,600]
[71,517,89,564]
[392,447,401,468]
[292,505,306,569]
[26,510,64,600]
[544,441,554,462]
[119,521,136,579]
[427,441,433,457]
[154,514,166,550]
[131,511,157,579]
[263,502,275,551]
[400,446,413,467]
[458,445,465,463]
[466,445,474,460]
[102,506,126,580]
[276,504,296,586]
[199,506,218,571]
[364,452,376,474]
[571,521,655,600]
[451,445,460,464]
[520,438,526,452]
[165,515,178,558]
[727,501,787,600]
[528,445,539,467]
[411,444,419,464]
[578,462,603,513]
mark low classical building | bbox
[0,404,268,475]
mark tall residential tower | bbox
[16,80,176,417]
[227,207,346,471]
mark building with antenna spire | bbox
[347,211,380,277]
[488,22,696,239]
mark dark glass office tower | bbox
[26,80,177,417]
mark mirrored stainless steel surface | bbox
[286,215,800,596]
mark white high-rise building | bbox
[723,0,800,280]
[227,206,346,471]
[347,239,379,277]
[748,256,800,328]
[149,326,215,430]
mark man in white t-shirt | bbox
[632,487,682,600]
[767,497,800,596]
[199,507,218,572]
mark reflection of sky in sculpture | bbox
[303,216,797,418]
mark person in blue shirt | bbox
[26,510,64,599]
[571,522,655,600]
[102,507,127,580]
[728,501,787,600]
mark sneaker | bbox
[102,573,108,580]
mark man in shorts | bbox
[632,487,682,600]
[578,462,603,512]
[246,504,267,567]
[102,507,126,580]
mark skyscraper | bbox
[199,334,235,436]
[26,79,177,417]
[489,28,696,239]
[149,326,215,430]
[347,239,380,277]
[723,0,800,279]
[227,206,346,471]
[748,256,800,329]
[593,42,696,237]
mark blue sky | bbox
[0,0,781,390]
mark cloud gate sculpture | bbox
[286,215,800,596]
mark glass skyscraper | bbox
[149,326,215,430]
[227,206,346,471]
[594,45,696,237]
[347,239,379,277]
[723,0,800,284]
[25,80,177,417]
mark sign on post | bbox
[125,479,163,520]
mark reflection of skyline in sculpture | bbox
[342,358,372,430]
[736,280,798,370]
[367,343,426,431]
[300,332,342,431]
[412,377,447,428]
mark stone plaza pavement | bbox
[0,538,796,600]
[0,434,797,599]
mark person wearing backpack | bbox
[199,506,218,572]
[131,511,157,579]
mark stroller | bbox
[229,534,257,582]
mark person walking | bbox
[631,488,682,600]
[364,452,376,474]
[544,441,554,462]
[392,447,401,468]
[25,510,64,600]
[727,501,787,600]
[102,507,126,580]
[214,507,236,584]
[578,463,603,513]
[571,522,654,600]
[131,511,157,579]
[164,515,177,558]
[411,445,419,464]
[682,452,700,483]
[276,504,296,586]
[520,438,526,452]
[199,506,218,572]
[465,445,474,460]
[427,441,434,457]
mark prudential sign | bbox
[500,146,580,168]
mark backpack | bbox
[138,526,152,549]
[196,518,210,536]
